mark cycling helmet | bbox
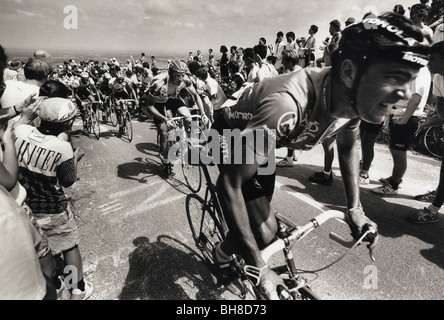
[104,72,112,79]
[116,71,124,79]
[80,71,89,78]
[38,98,77,123]
[168,60,188,74]
[337,12,430,70]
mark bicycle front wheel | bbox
[123,112,133,142]
[186,194,224,264]
[91,111,101,140]
[109,105,118,127]
[181,142,202,193]
[423,126,443,159]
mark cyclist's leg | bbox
[156,120,169,161]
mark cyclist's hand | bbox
[346,208,379,260]
[259,267,285,300]
[201,114,210,128]
[166,119,176,129]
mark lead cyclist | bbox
[209,12,431,299]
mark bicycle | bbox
[186,156,377,300]
[95,97,118,126]
[116,99,135,142]
[164,114,207,192]
[82,100,100,140]
[414,116,444,159]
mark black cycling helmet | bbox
[336,12,430,71]
[332,12,431,111]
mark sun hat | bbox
[38,98,77,123]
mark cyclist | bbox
[209,12,430,299]
[74,71,101,130]
[141,59,208,171]
[108,71,138,134]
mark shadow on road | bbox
[276,163,444,270]
[117,157,164,183]
[119,235,227,300]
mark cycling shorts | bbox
[360,119,384,135]
[389,116,420,151]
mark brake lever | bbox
[329,228,376,261]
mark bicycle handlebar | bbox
[261,210,376,263]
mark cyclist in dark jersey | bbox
[210,12,431,299]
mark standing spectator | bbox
[345,17,356,27]
[253,44,279,81]
[219,45,229,82]
[414,20,444,202]
[304,25,318,67]
[14,97,93,300]
[394,4,406,15]
[412,41,444,223]
[196,67,227,121]
[324,20,342,67]
[296,37,307,67]
[151,56,157,69]
[372,66,431,195]
[286,31,299,51]
[410,6,434,42]
[272,31,286,73]
[228,45,238,78]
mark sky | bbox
[0,0,421,57]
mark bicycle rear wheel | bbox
[423,126,443,159]
[181,142,202,193]
[91,111,100,140]
[186,194,224,264]
[123,112,133,142]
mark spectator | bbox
[286,31,299,51]
[345,17,356,27]
[219,45,229,82]
[358,119,386,184]
[228,45,238,78]
[196,66,227,121]
[318,20,342,67]
[410,6,434,43]
[296,37,307,67]
[412,41,444,223]
[372,66,431,195]
[426,0,443,29]
[275,50,303,167]
[14,97,93,300]
[0,57,51,110]
[253,44,279,81]
[0,184,54,300]
[394,4,406,15]
[272,31,286,73]
[304,25,318,67]
[3,60,23,81]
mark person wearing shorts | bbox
[14,97,93,300]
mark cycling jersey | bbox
[108,77,131,93]
[219,67,360,157]
[75,78,96,101]
[148,72,193,104]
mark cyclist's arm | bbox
[336,119,361,211]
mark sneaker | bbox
[292,155,298,162]
[70,279,93,300]
[372,184,398,195]
[309,171,333,186]
[276,158,294,167]
[359,175,370,185]
[211,248,243,296]
[410,207,439,224]
[414,190,436,202]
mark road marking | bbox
[109,180,162,198]
[275,181,346,212]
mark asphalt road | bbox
[64,113,444,301]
